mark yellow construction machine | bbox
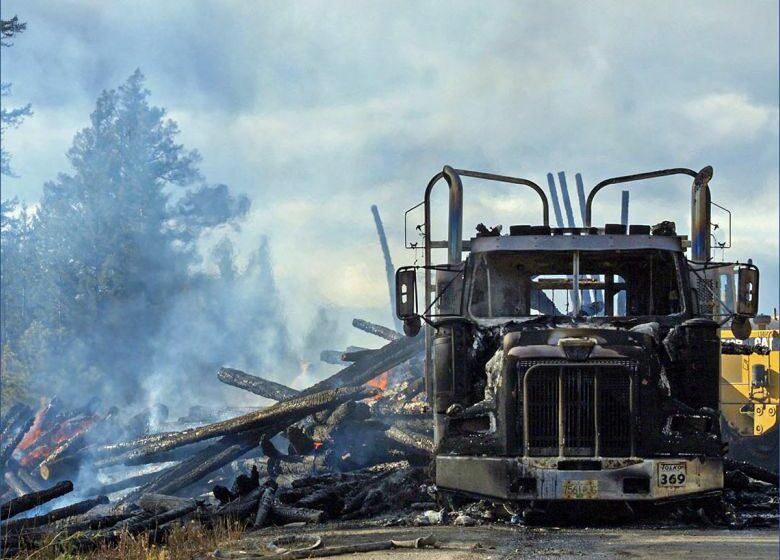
[720,312,779,473]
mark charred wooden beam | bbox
[61,502,200,551]
[38,409,118,479]
[253,486,275,528]
[341,349,378,362]
[352,318,402,342]
[0,480,73,520]
[268,454,323,477]
[4,511,134,552]
[327,401,371,426]
[385,426,434,454]
[133,427,272,498]
[286,426,316,455]
[217,367,301,401]
[270,503,326,524]
[305,335,423,395]
[725,459,779,486]
[138,493,195,515]
[94,439,213,469]
[319,350,348,365]
[0,495,109,534]
[122,386,377,463]
[215,486,263,522]
[0,410,34,471]
[295,486,344,516]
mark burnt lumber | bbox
[385,426,434,454]
[253,487,275,528]
[217,367,301,401]
[724,459,779,486]
[295,487,344,516]
[137,437,256,497]
[60,502,201,552]
[352,318,402,342]
[215,486,263,522]
[304,334,423,395]
[341,349,379,362]
[270,503,326,524]
[133,426,275,498]
[0,409,34,470]
[138,493,195,515]
[93,439,214,469]
[319,350,348,365]
[38,409,117,479]
[286,426,316,455]
[0,495,109,533]
[0,480,74,520]
[122,386,377,463]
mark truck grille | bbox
[518,361,636,457]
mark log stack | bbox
[0,319,428,556]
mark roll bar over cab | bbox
[396,166,759,504]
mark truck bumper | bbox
[436,455,723,501]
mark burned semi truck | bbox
[395,165,760,504]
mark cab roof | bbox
[469,229,685,253]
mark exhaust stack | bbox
[442,165,463,266]
[691,166,713,263]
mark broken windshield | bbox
[468,249,684,319]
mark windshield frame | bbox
[464,248,689,325]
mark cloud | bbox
[1,0,778,323]
[684,93,779,141]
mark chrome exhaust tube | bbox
[690,165,713,263]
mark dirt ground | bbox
[209,523,779,559]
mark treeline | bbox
[0,68,298,410]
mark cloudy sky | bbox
[2,1,778,344]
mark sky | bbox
[1,0,778,353]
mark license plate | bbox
[562,480,598,499]
[657,462,687,487]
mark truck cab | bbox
[396,166,759,505]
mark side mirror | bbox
[395,268,417,319]
[736,264,759,318]
[395,268,420,337]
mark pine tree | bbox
[1,15,32,176]
[29,70,249,405]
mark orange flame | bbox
[17,399,52,452]
[313,441,323,450]
[366,371,390,394]
[19,415,98,467]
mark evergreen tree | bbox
[29,70,249,405]
[1,15,32,176]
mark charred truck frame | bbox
[396,166,760,504]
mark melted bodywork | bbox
[398,165,761,505]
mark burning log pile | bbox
[2,316,778,557]
[0,319,432,557]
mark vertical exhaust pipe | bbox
[691,166,713,262]
[442,165,463,266]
